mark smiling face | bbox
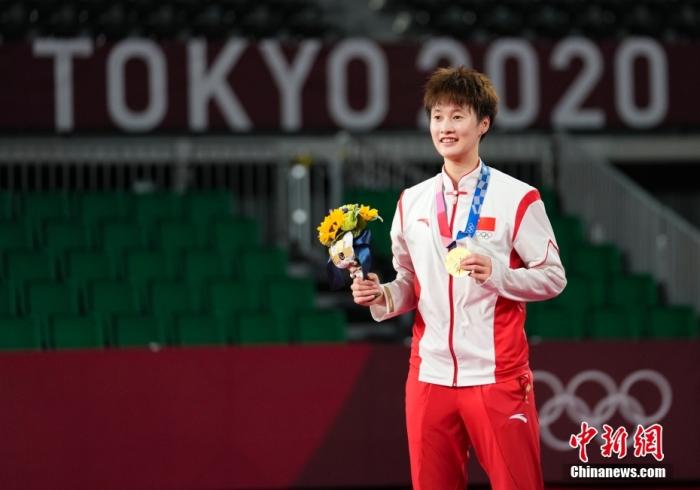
[429,101,490,166]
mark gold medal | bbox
[444,247,471,277]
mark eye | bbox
[453,114,463,120]
[432,115,442,120]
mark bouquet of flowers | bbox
[317,203,382,289]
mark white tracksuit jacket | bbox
[370,162,567,387]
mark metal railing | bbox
[0,134,550,260]
[554,133,700,316]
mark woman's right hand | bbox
[351,272,384,306]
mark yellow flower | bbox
[328,208,345,228]
[317,208,345,246]
[359,205,379,221]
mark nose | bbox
[438,120,454,133]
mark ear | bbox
[480,117,490,135]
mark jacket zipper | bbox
[448,194,459,387]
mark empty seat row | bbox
[528,303,698,340]
[0,245,282,289]
[0,192,236,226]
[0,276,313,321]
[0,216,257,257]
[0,308,347,351]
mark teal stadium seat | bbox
[0,282,18,316]
[51,315,105,349]
[100,221,146,266]
[609,274,658,309]
[112,314,165,348]
[65,251,115,287]
[648,306,698,339]
[267,277,315,315]
[125,248,174,297]
[236,311,290,345]
[213,218,260,254]
[208,279,261,322]
[156,221,203,259]
[589,307,645,339]
[296,309,347,343]
[20,193,72,232]
[0,222,32,251]
[149,280,197,330]
[184,250,230,286]
[43,220,92,269]
[570,244,622,279]
[185,192,235,227]
[239,247,288,281]
[527,303,585,340]
[0,317,41,350]
[133,193,184,229]
[174,313,225,346]
[0,192,17,219]
[79,193,129,226]
[87,280,141,334]
[4,249,55,283]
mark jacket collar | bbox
[441,159,483,198]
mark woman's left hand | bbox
[459,253,492,283]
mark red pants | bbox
[405,367,543,490]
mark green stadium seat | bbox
[125,249,174,296]
[65,251,115,286]
[589,307,644,339]
[0,317,41,350]
[42,220,91,264]
[4,249,56,284]
[212,218,260,254]
[235,311,290,345]
[149,280,197,325]
[0,192,17,219]
[0,282,18,316]
[267,277,315,314]
[0,222,32,251]
[20,193,72,229]
[79,193,129,226]
[609,274,658,309]
[296,309,347,343]
[112,314,165,348]
[133,193,184,228]
[550,276,605,313]
[527,303,585,340]
[570,244,622,279]
[648,306,698,339]
[26,281,79,329]
[100,221,146,266]
[185,192,235,226]
[87,279,141,328]
[239,247,288,280]
[549,214,585,265]
[208,279,261,320]
[156,221,202,258]
[539,187,559,216]
[183,249,231,289]
[51,315,105,349]
[174,313,225,346]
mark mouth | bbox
[439,137,458,144]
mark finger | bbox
[354,295,377,305]
[367,273,381,285]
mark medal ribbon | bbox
[435,162,491,249]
